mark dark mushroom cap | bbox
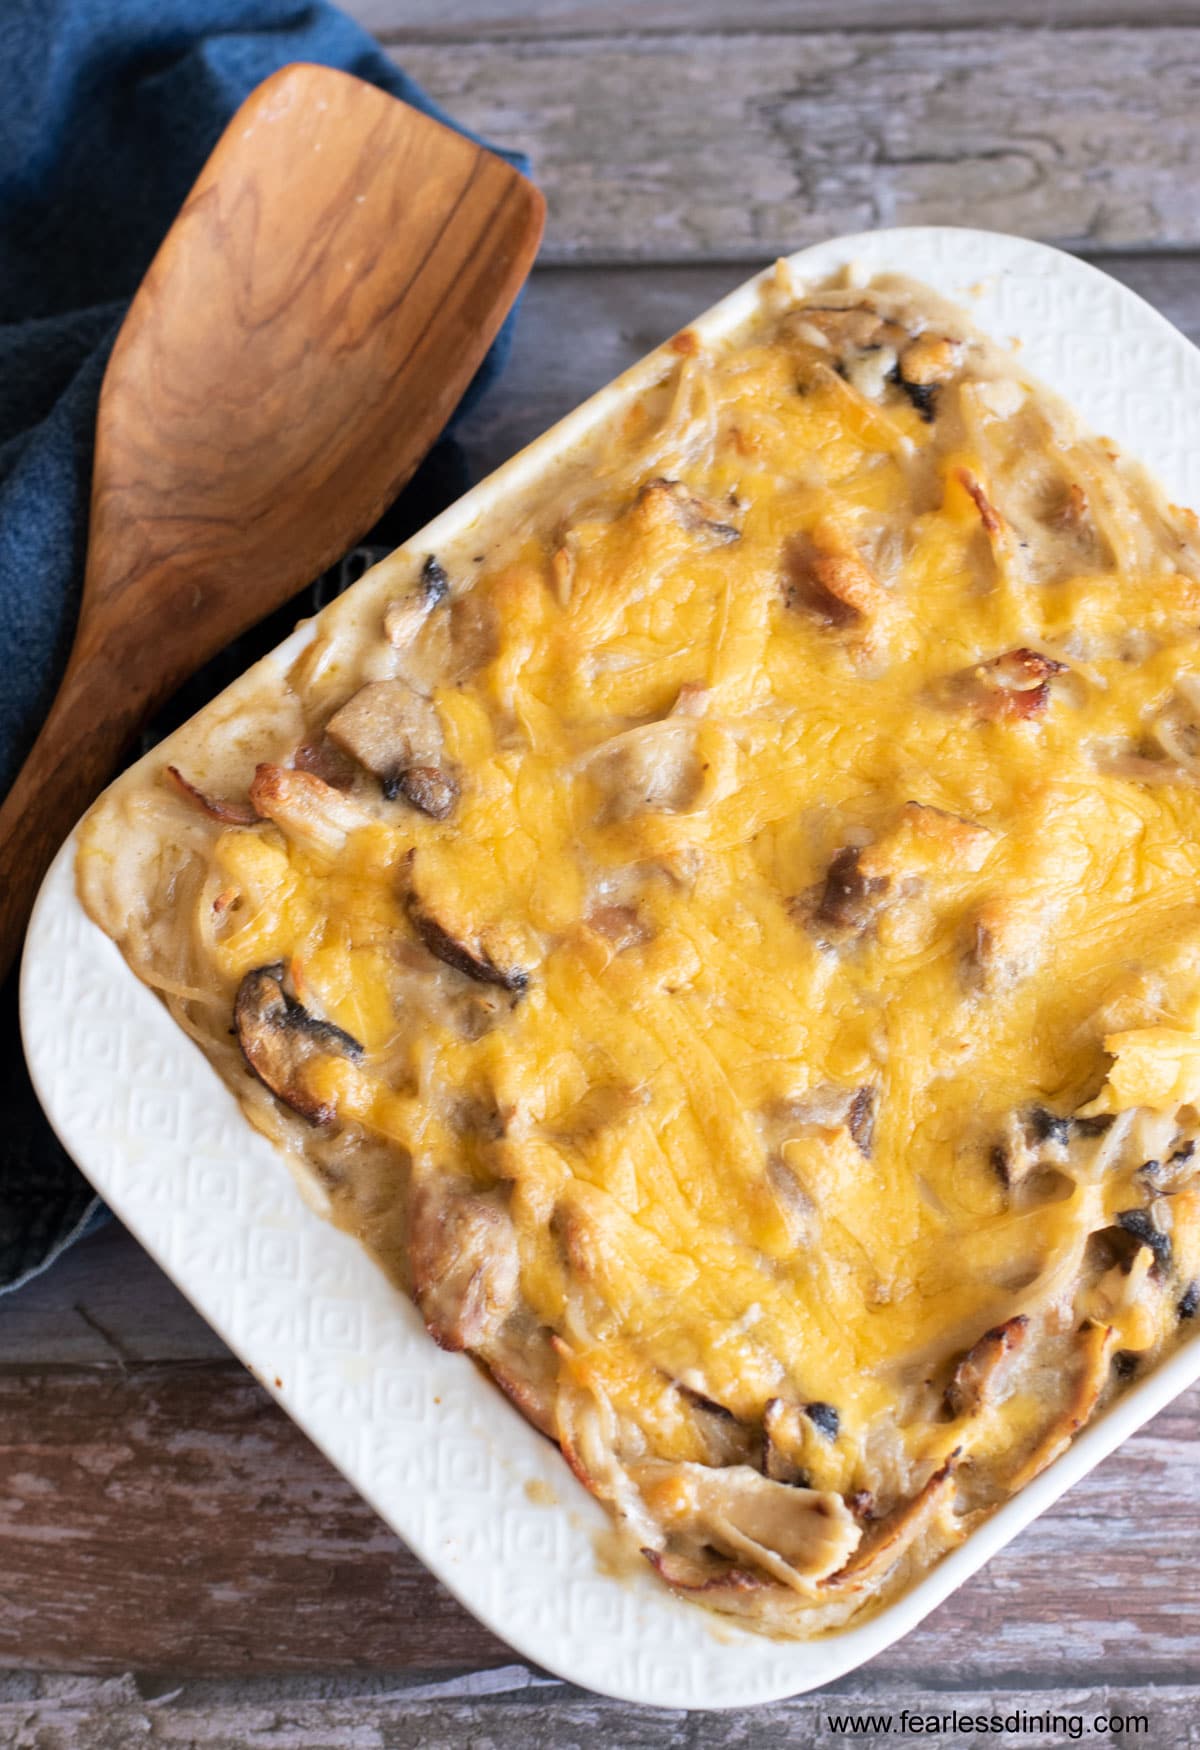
[234,963,363,1126]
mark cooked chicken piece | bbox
[592,719,708,818]
[384,554,450,649]
[783,523,891,630]
[585,903,649,951]
[671,681,711,718]
[945,1315,1029,1418]
[635,477,740,543]
[248,764,373,857]
[967,894,1044,993]
[1148,676,1200,774]
[234,963,363,1126]
[956,647,1068,722]
[633,1460,861,1591]
[325,678,457,818]
[898,334,962,388]
[408,1181,520,1352]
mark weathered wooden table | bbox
[6,4,1200,1744]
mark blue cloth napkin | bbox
[0,0,530,1293]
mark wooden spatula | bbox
[0,61,543,982]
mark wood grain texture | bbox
[349,0,1200,35]
[0,63,542,983]
[3,1359,1200,1682]
[0,1672,1175,1750]
[381,31,1200,264]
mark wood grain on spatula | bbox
[0,61,544,980]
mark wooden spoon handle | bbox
[0,650,148,981]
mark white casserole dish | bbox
[21,226,1200,1709]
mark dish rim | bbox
[22,225,1200,1709]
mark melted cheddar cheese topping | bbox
[79,272,1200,1633]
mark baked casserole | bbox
[78,267,1200,1637]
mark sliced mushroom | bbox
[165,764,260,826]
[821,1451,960,1594]
[393,766,458,820]
[248,764,373,857]
[1116,1205,1173,1274]
[804,803,991,946]
[846,1086,877,1158]
[325,679,457,818]
[407,896,529,994]
[672,1383,761,1468]
[643,1548,765,1594]
[956,648,1068,722]
[783,526,891,630]
[811,845,891,937]
[632,1461,861,1592]
[234,963,364,1126]
[384,554,451,649]
[1007,1320,1115,1492]
[944,1314,1028,1419]
[990,1106,1075,1190]
[1139,1141,1200,1193]
[485,1329,560,1438]
[892,335,963,423]
[635,477,740,543]
[804,1401,840,1441]
[407,1180,520,1352]
[292,738,358,792]
[787,302,908,401]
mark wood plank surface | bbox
[3,1354,1200,1682]
[377,32,1200,263]
[349,1,1200,37]
[0,1672,1178,1749]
